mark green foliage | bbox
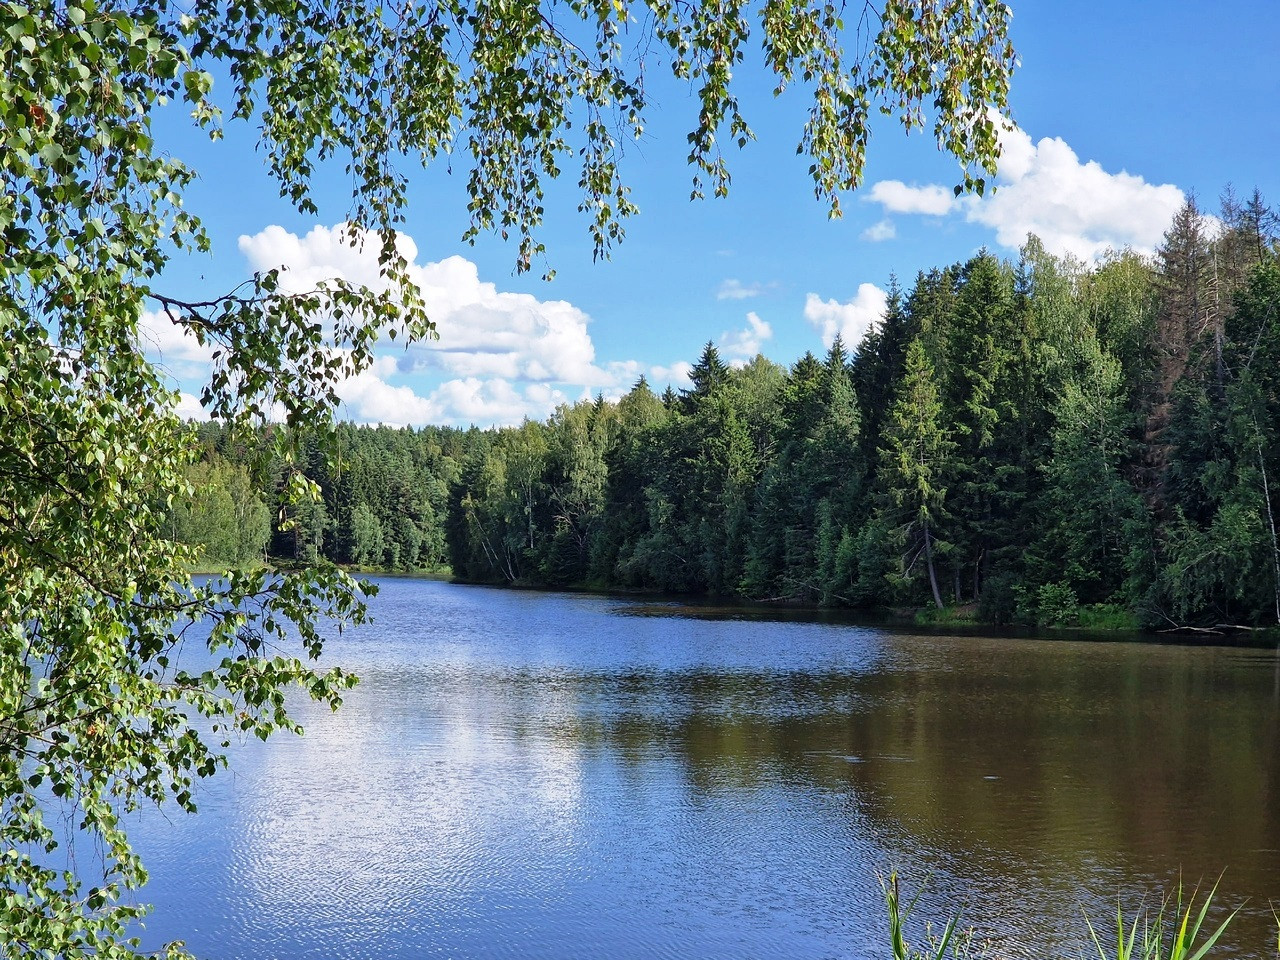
[0,328,367,949]
[1036,339,1150,605]
[1083,879,1238,960]
[1021,581,1081,627]
[880,338,953,608]
[882,872,968,960]
[883,875,1250,960]
[168,457,271,566]
[913,605,980,627]
[1074,604,1139,632]
[145,204,1280,649]
[742,342,863,602]
[350,502,386,566]
[976,571,1018,625]
[146,227,1280,642]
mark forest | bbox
[178,194,1280,632]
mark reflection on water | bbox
[131,580,1280,959]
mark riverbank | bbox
[184,559,453,579]
[182,560,1278,645]
[439,574,1280,646]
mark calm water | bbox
[125,579,1280,959]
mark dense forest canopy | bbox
[185,193,1280,632]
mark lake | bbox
[130,578,1280,958]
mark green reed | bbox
[882,874,1269,960]
[882,871,963,960]
[1082,879,1238,960]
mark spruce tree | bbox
[882,339,954,608]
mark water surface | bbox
[129,579,1280,958]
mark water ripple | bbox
[129,579,1280,959]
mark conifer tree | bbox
[882,339,954,608]
[852,276,914,465]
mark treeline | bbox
[176,193,1280,630]
[174,422,471,571]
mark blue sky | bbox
[144,1,1280,426]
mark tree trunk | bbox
[1211,250,1226,391]
[1258,438,1280,625]
[925,523,944,609]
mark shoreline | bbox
[415,572,1280,648]
[182,562,1279,647]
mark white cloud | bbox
[425,378,568,427]
[151,223,715,427]
[867,180,956,216]
[601,359,644,388]
[337,361,438,426]
[237,224,420,297]
[717,278,770,301]
[803,284,888,349]
[337,365,570,427]
[719,311,772,360]
[235,223,686,425]
[137,309,216,379]
[864,125,1185,260]
[861,219,897,242]
[649,361,693,391]
[240,225,609,386]
[174,392,209,421]
[962,125,1185,259]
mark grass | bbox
[882,872,973,960]
[1082,878,1239,960]
[911,599,1140,631]
[1074,603,1141,632]
[884,874,1263,960]
[913,605,981,627]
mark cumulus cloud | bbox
[803,284,888,349]
[649,361,693,391]
[336,360,571,427]
[861,219,897,242]
[240,225,607,386]
[339,352,688,425]
[864,125,1185,260]
[238,224,416,296]
[867,180,956,216]
[334,354,436,425]
[137,309,216,380]
[148,223,722,426]
[425,378,569,427]
[963,125,1184,259]
[235,223,694,424]
[719,312,772,360]
[174,392,209,421]
[716,278,772,300]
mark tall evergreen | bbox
[881,339,954,608]
[852,276,915,466]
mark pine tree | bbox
[1147,196,1213,513]
[852,275,914,466]
[882,339,954,608]
[684,341,731,411]
[940,252,1018,601]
